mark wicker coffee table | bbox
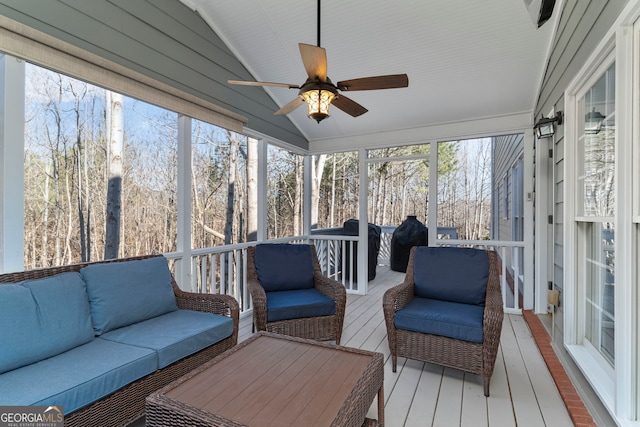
[146,332,384,427]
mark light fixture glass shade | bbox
[535,121,555,139]
[585,108,605,135]
[533,111,562,139]
[302,89,336,123]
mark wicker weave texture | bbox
[246,245,347,344]
[0,254,239,427]
[383,247,504,396]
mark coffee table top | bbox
[147,332,384,427]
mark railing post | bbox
[357,147,368,294]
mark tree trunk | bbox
[293,156,303,235]
[104,91,123,260]
[330,154,336,227]
[224,131,238,245]
[42,159,50,267]
[311,154,327,229]
[246,137,258,241]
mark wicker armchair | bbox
[247,244,347,344]
[383,246,503,396]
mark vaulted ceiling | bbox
[180,0,558,145]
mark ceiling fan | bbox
[227,0,409,123]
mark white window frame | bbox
[563,1,640,421]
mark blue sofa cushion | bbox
[0,338,157,414]
[266,289,335,322]
[394,297,485,343]
[413,247,489,306]
[254,244,315,292]
[0,273,94,374]
[100,310,234,368]
[81,257,178,335]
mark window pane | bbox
[315,152,359,229]
[583,222,615,366]
[577,64,616,218]
[367,148,430,228]
[191,121,249,246]
[267,145,303,238]
[437,139,492,240]
[576,61,616,367]
[24,64,178,267]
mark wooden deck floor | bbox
[238,266,574,427]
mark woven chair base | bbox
[394,329,493,395]
[395,329,483,375]
[266,314,340,344]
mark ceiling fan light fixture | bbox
[302,87,336,123]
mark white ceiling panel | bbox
[181,0,557,143]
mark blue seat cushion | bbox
[413,247,489,306]
[266,289,335,322]
[0,338,157,414]
[81,256,178,335]
[254,244,315,292]
[100,310,234,368]
[394,297,485,343]
[0,273,94,374]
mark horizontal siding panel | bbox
[538,0,626,113]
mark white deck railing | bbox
[164,230,525,317]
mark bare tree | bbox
[311,154,326,229]
[224,131,239,245]
[104,91,123,259]
[246,138,258,241]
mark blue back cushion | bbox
[81,257,178,335]
[254,244,315,292]
[0,272,94,374]
[413,247,489,306]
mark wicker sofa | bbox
[0,255,239,427]
[383,246,503,396]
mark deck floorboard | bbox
[234,266,573,427]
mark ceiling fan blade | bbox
[299,43,327,82]
[274,97,305,115]
[228,80,299,89]
[336,74,409,91]
[332,94,368,117]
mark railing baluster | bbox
[220,253,227,295]
[235,249,241,306]
[190,257,197,293]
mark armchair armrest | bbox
[247,275,268,331]
[482,251,504,379]
[172,282,240,345]
[313,272,346,302]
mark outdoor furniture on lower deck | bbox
[236,266,574,427]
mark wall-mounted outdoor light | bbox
[534,111,563,139]
[584,107,605,135]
